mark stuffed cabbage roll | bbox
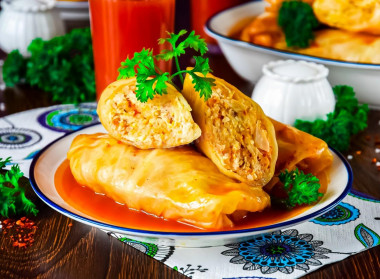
[313,0,380,35]
[265,119,333,193]
[67,133,270,230]
[239,0,380,63]
[182,72,278,187]
[277,29,380,64]
[97,78,201,149]
[240,0,314,47]
[272,119,333,176]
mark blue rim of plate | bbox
[205,0,380,69]
[29,123,353,236]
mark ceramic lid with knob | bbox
[252,60,336,126]
[263,60,330,83]
[2,0,55,12]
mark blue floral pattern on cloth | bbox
[354,223,380,248]
[114,234,174,263]
[37,104,99,133]
[0,128,42,149]
[221,229,330,275]
[310,202,360,226]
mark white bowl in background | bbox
[205,0,380,109]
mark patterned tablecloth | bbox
[1,103,379,279]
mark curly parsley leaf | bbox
[2,50,27,87]
[117,30,215,102]
[0,158,38,218]
[273,168,322,209]
[278,0,319,48]
[136,66,169,102]
[157,30,188,61]
[192,56,212,76]
[295,85,369,152]
[118,49,155,79]
[183,56,215,100]
[0,157,11,169]
[182,31,208,55]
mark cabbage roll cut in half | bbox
[97,78,201,149]
[67,134,270,229]
[182,72,278,187]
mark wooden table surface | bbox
[0,48,380,278]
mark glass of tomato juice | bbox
[89,0,176,99]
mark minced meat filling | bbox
[110,91,177,145]
[206,87,271,182]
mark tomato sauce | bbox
[55,160,312,232]
[89,0,175,99]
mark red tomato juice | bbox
[89,0,175,99]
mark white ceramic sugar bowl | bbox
[252,60,336,125]
[0,0,65,57]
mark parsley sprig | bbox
[117,30,216,102]
[273,168,323,209]
[0,157,38,218]
[295,85,369,152]
[278,0,319,48]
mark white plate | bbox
[205,0,380,109]
[30,124,352,247]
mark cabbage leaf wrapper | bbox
[182,71,278,187]
[97,78,201,149]
[272,119,333,175]
[313,0,380,35]
[67,133,270,230]
[265,119,334,194]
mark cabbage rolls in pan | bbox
[182,72,278,187]
[97,78,201,149]
[68,133,270,230]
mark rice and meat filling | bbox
[110,86,184,147]
[205,86,272,183]
[97,78,201,149]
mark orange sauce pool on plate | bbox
[55,160,312,232]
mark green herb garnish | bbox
[117,30,215,103]
[0,157,38,218]
[278,0,319,48]
[273,168,322,209]
[295,85,369,152]
[2,50,27,87]
[2,28,95,104]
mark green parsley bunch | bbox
[278,0,319,48]
[0,157,38,218]
[2,28,95,104]
[295,85,369,152]
[273,168,322,209]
